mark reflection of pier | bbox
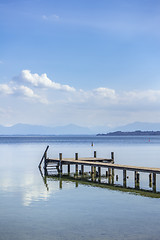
[39,146,160,193]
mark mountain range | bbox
[0,122,160,135]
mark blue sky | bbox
[1,0,160,127]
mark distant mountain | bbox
[0,123,93,135]
[0,122,160,135]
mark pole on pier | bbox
[59,153,62,173]
[75,153,78,175]
[123,169,127,187]
[111,152,114,163]
[94,151,97,158]
[153,172,156,192]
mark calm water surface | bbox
[0,135,160,240]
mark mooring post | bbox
[111,152,114,163]
[153,172,156,192]
[149,173,152,188]
[94,151,97,158]
[59,153,62,173]
[123,169,127,187]
[75,153,78,175]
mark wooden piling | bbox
[123,169,127,187]
[153,172,156,192]
[59,153,62,173]
[111,152,114,163]
[75,153,78,175]
[68,164,70,174]
[81,165,84,175]
[149,173,152,188]
[98,166,101,177]
[94,151,97,158]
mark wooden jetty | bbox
[39,146,160,192]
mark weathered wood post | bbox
[59,177,62,189]
[75,153,78,175]
[111,152,114,163]
[59,153,62,173]
[108,168,111,184]
[123,169,127,187]
[153,172,156,192]
[135,171,140,189]
[149,173,152,188]
[93,151,96,176]
[81,165,84,175]
[98,166,101,183]
[68,164,70,175]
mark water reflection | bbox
[40,168,160,198]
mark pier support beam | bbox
[59,153,62,173]
[108,168,111,184]
[112,168,114,184]
[68,164,70,175]
[153,172,156,192]
[81,165,84,175]
[75,153,78,175]
[135,171,140,189]
[149,173,152,188]
[123,169,127,187]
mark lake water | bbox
[1,135,160,240]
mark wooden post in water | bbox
[111,152,114,163]
[68,164,70,175]
[149,173,152,188]
[123,169,127,187]
[135,172,140,189]
[81,165,84,175]
[112,168,114,184]
[153,172,156,192]
[75,153,78,175]
[108,168,111,184]
[59,153,62,173]
[98,166,101,182]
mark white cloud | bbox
[0,83,48,104]
[42,14,60,21]
[0,84,13,95]
[16,70,75,92]
[94,87,117,99]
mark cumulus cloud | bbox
[15,70,75,92]
[0,83,48,104]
